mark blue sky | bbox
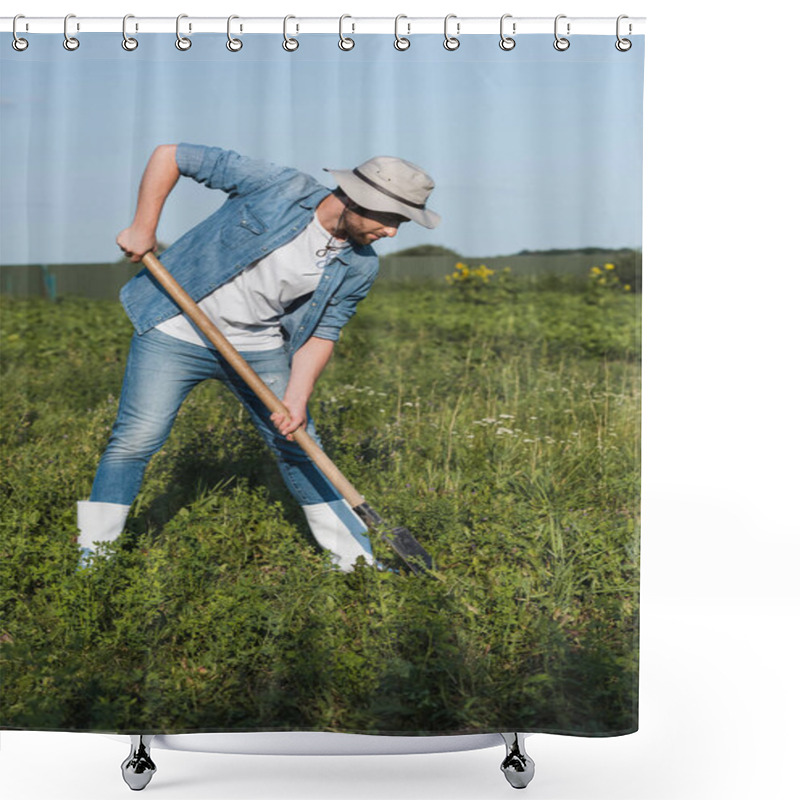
[1,33,643,264]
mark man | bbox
[77,143,439,571]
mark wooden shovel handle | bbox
[140,251,365,509]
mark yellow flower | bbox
[624,284,632,291]
[604,263,615,270]
[590,266,602,276]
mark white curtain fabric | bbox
[1,29,643,740]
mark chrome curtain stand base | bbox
[500,733,536,789]
[118,732,534,790]
[121,735,157,791]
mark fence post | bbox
[39,264,57,300]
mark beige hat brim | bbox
[325,168,441,229]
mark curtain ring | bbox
[226,15,243,51]
[339,15,355,50]
[615,15,632,51]
[443,14,460,51]
[394,15,410,51]
[499,14,516,51]
[12,15,29,51]
[63,14,80,51]
[122,14,138,51]
[283,15,299,51]
[553,14,570,51]
[176,14,192,51]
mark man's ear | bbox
[333,187,352,207]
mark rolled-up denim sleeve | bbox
[175,143,284,196]
[313,267,378,342]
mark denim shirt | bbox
[120,143,379,357]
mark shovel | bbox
[140,251,433,574]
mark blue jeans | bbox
[90,328,340,508]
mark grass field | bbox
[0,270,640,736]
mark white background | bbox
[2,1,798,798]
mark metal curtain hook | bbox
[394,14,410,51]
[615,14,632,51]
[339,14,355,50]
[122,14,138,51]
[553,14,570,51]
[227,15,243,51]
[12,14,29,51]
[283,15,299,51]
[500,14,516,51]
[444,14,460,51]
[176,14,191,51]
[63,13,79,51]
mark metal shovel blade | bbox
[385,526,434,574]
[354,501,433,574]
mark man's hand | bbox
[270,398,308,442]
[117,226,157,262]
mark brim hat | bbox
[324,156,441,229]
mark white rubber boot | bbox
[302,500,374,572]
[77,500,130,551]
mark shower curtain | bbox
[0,24,644,740]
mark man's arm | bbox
[116,144,179,262]
[271,336,335,441]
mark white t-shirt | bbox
[156,213,347,351]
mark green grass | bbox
[0,276,640,736]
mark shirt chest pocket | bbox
[221,203,268,247]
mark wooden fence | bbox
[1,251,640,300]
